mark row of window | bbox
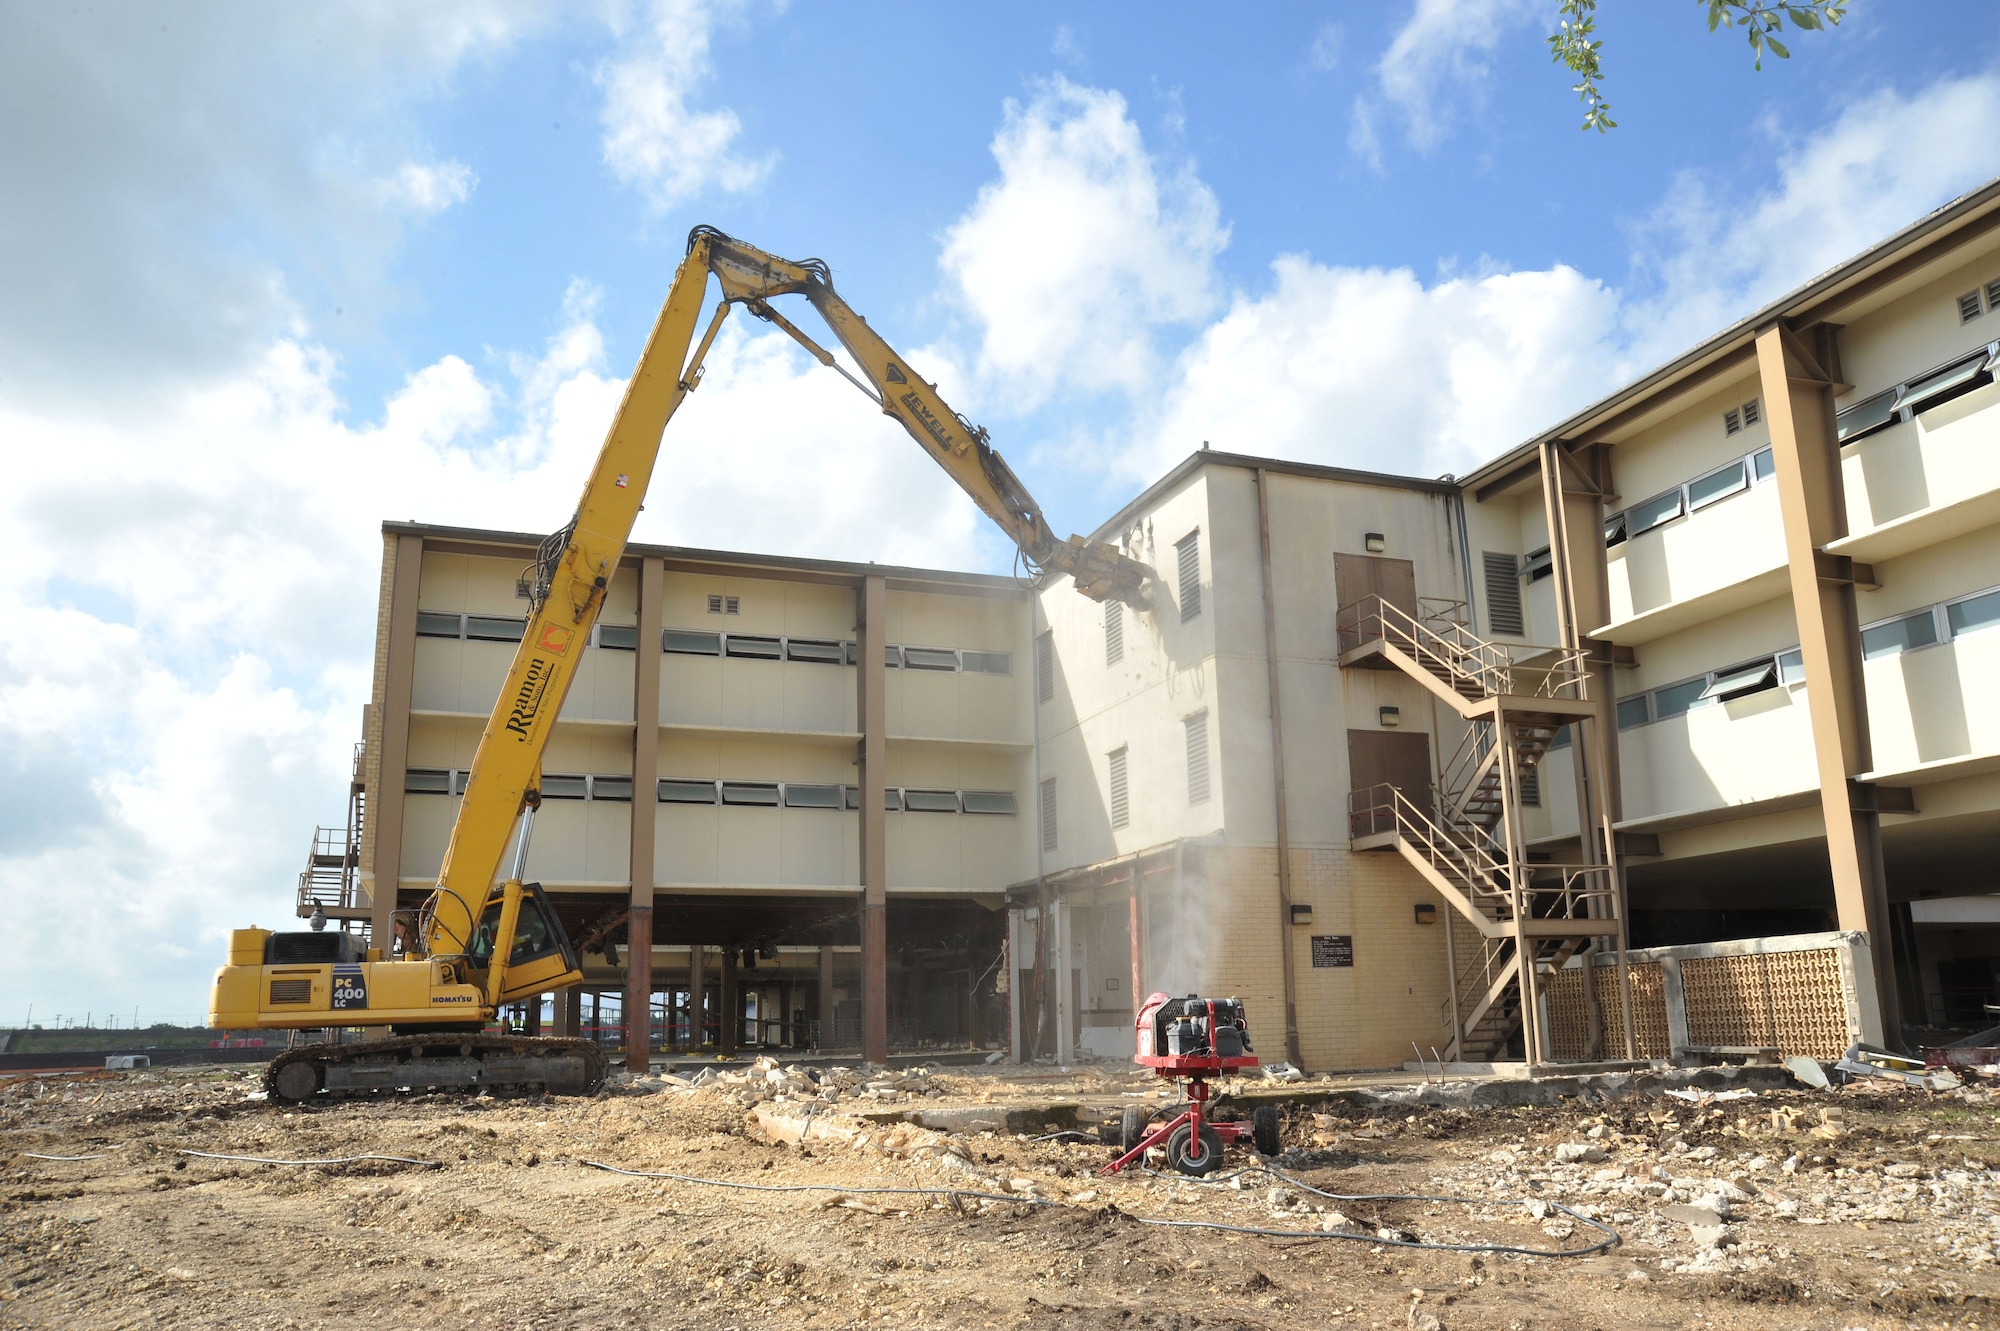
[1511,338,2000,591]
[417,612,1011,675]
[1833,340,2000,446]
[406,769,1018,814]
[1037,712,1209,852]
[1614,581,2000,729]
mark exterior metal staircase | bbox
[296,742,370,924]
[1338,596,1635,1067]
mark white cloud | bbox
[1309,22,1344,73]
[1358,0,1539,155]
[376,159,478,215]
[1624,73,2000,364]
[0,286,991,1020]
[596,0,773,212]
[1133,257,1622,481]
[0,4,552,406]
[938,78,1228,409]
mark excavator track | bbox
[264,1034,607,1104]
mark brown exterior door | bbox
[1334,553,1417,617]
[1347,729,1433,815]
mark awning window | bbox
[1698,661,1777,702]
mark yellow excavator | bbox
[209,227,1157,1101]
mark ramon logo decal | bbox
[615,473,630,488]
[884,363,907,384]
[504,658,561,739]
[536,624,575,656]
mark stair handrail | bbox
[1348,783,1514,913]
[1337,595,1593,701]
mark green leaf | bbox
[1765,34,1791,58]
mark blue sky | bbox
[3,0,1998,1022]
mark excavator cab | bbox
[467,882,584,1003]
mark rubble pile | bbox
[631,1056,943,1108]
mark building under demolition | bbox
[303,175,2000,1070]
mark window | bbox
[1687,459,1749,512]
[1652,677,1709,721]
[465,615,525,642]
[1176,530,1202,622]
[884,787,904,811]
[962,790,1018,815]
[405,768,453,794]
[1961,290,1985,324]
[1741,398,1760,427]
[1836,388,1899,444]
[1861,609,1940,660]
[902,788,960,813]
[724,634,782,660]
[1616,696,1650,730]
[884,644,904,669]
[783,783,842,809]
[720,781,781,806]
[1108,747,1129,831]
[962,650,1012,675]
[902,646,959,671]
[1898,352,1990,417]
[1547,725,1572,751]
[707,595,740,615]
[784,638,845,664]
[1522,546,1553,583]
[1752,447,1775,482]
[417,611,462,639]
[659,779,719,804]
[1482,552,1524,635]
[1947,588,2000,638]
[1627,489,1684,536]
[1038,777,1058,852]
[1603,511,1628,547]
[1697,660,1777,703]
[596,624,638,650]
[1104,599,1124,666]
[1035,631,1054,703]
[663,629,722,655]
[590,776,634,802]
[1185,711,1211,805]
[1777,648,1806,685]
[1518,769,1540,808]
[540,774,588,800]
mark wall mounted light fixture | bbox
[1379,705,1401,728]
[1364,532,1386,553]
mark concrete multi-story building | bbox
[316,175,2000,1070]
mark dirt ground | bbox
[4,1056,1999,1331]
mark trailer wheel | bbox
[1165,1122,1225,1176]
[1252,1105,1282,1157]
[1120,1106,1147,1151]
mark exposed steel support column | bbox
[857,573,889,1064]
[624,556,663,1070]
[367,533,423,949]
[1757,321,1899,1044]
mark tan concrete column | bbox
[624,556,663,1069]
[719,946,739,1056]
[1757,321,1901,1041]
[689,945,708,1047]
[367,533,423,948]
[817,946,836,1050]
[856,574,889,1063]
[556,988,581,1038]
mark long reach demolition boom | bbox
[210,227,1158,1101]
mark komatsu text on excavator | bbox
[210,228,1157,1101]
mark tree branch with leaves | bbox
[1550,1,1848,133]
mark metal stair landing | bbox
[1338,594,1635,1068]
[296,742,370,925]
